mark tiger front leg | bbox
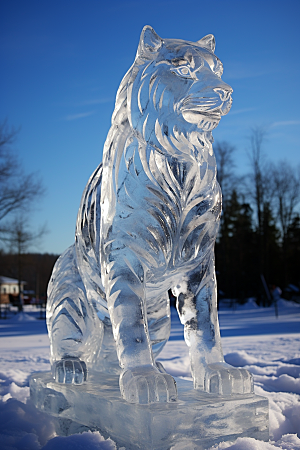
[174,258,253,396]
[105,253,177,404]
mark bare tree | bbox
[214,141,237,209]
[271,161,300,241]
[246,126,272,234]
[0,119,46,309]
[0,119,45,227]
[245,126,277,294]
[270,161,300,286]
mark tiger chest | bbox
[114,182,215,275]
[109,146,220,276]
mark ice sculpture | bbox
[46,25,253,404]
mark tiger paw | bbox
[120,365,177,404]
[196,362,253,395]
[52,357,87,385]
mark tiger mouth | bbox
[184,109,221,120]
[181,107,222,128]
[178,95,232,121]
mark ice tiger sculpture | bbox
[47,26,253,404]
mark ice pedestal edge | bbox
[30,371,269,450]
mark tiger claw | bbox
[52,357,87,385]
[196,362,253,395]
[120,365,177,404]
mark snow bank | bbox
[42,431,119,450]
[255,373,300,394]
[0,398,120,450]
[237,298,260,310]
[0,398,56,449]
[224,350,261,367]
[2,381,29,402]
[210,434,300,449]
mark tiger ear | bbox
[197,34,216,53]
[138,25,163,58]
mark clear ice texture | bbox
[46,25,254,403]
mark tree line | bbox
[0,252,58,302]
[214,127,300,304]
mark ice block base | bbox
[30,371,269,450]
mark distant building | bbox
[0,276,26,304]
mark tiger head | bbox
[114,26,233,160]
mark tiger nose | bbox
[213,87,232,102]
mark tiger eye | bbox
[181,67,189,75]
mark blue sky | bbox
[1,0,300,254]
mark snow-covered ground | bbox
[0,299,299,450]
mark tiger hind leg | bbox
[46,245,104,384]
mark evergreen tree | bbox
[216,190,255,301]
[285,215,300,289]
